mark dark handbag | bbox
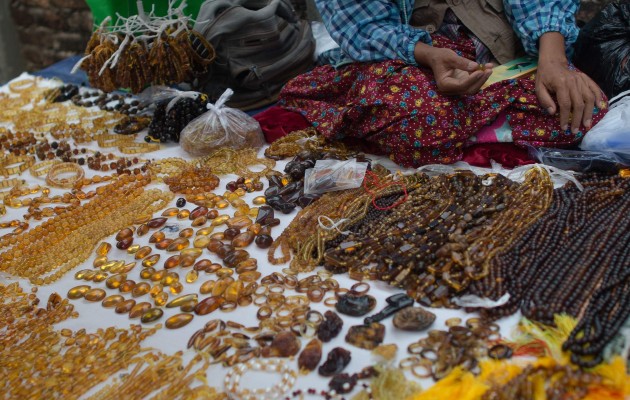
[193,0,315,110]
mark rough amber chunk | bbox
[166,293,198,308]
[102,294,124,308]
[129,302,152,318]
[96,242,112,256]
[84,288,107,302]
[134,246,152,260]
[194,296,225,315]
[67,285,90,299]
[186,270,199,283]
[149,231,165,244]
[165,313,194,329]
[105,273,127,289]
[164,255,181,270]
[115,299,136,314]
[132,282,151,297]
[142,254,161,267]
[140,307,164,323]
[232,232,255,248]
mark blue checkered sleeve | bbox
[504,0,580,57]
[314,0,431,66]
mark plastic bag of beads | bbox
[139,86,209,143]
[179,88,264,156]
[303,158,369,194]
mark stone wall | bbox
[9,0,93,72]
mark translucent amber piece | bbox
[149,284,163,298]
[93,272,108,282]
[67,285,90,299]
[247,223,262,235]
[196,226,214,236]
[140,308,164,323]
[161,207,180,217]
[231,199,248,209]
[129,302,151,318]
[165,313,194,329]
[200,280,216,295]
[239,271,261,283]
[74,269,91,280]
[134,246,152,260]
[84,288,106,302]
[154,292,169,306]
[136,223,149,237]
[235,188,247,196]
[216,268,234,279]
[177,209,191,219]
[115,299,136,314]
[105,273,127,289]
[151,270,165,282]
[186,270,199,283]
[248,208,259,218]
[232,232,255,248]
[169,237,190,252]
[190,206,209,220]
[212,277,234,297]
[119,280,136,293]
[194,259,212,272]
[225,280,243,303]
[142,254,161,267]
[155,239,173,250]
[96,242,112,256]
[149,231,165,244]
[161,272,180,286]
[227,216,253,230]
[193,235,211,248]
[140,267,155,279]
[179,300,197,312]
[102,294,124,308]
[166,293,198,308]
[164,255,181,270]
[116,227,134,241]
[82,270,96,281]
[101,260,123,272]
[211,214,230,226]
[93,256,108,268]
[147,217,167,229]
[216,200,229,209]
[126,244,140,254]
[133,214,152,224]
[253,196,266,205]
[235,258,258,273]
[194,296,224,315]
[180,248,202,258]
[191,216,208,227]
[169,282,184,295]
[132,282,151,297]
[179,228,194,238]
[120,262,137,274]
[224,250,250,268]
[210,232,225,240]
[180,254,196,268]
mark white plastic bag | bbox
[138,85,202,112]
[179,89,265,156]
[581,91,630,154]
[303,159,369,195]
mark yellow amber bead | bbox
[233,209,247,217]
[132,282,151,297]
[179,300,197,312]
[166,293,198,308]
[102,294,124,308]
[93,272,108,282]
[133,214,152,224]
[196,226,214,236]
[227,216,253,230]
[82,270,96,281]
[74,269,91,280]
[252,196,266,205]
[234,188,246,196]
[67,285,90,299]
[179,228,194,238]
[177,209,191,219]
[216,268,234,279]
[105,273,127,289]
[231,199,247,208]
[149,284,163,298]
[154,292,169,306]
[180,248,202,258]
[93,256,108,268]
[115,299,136,314]
[136,223,149,237]
[210,232,225,240]
[225,280,243,303]
[165,313,194,329]
[151,270,165,282]
[211,214,230,226]
[100,260,123,272]
[140,267,155,279]
[180,254,196,268]
[155,239,173,250]
[164,255,181,270]
[84,288,106,302]
[167,237,189,252]
[193,235,211,248]
[149,231,165,244]
[169,282,184,295]
[191,216,208,227]
[199,280,215,295]
[226,192,239,201]
[186,270,199,283]
[120,261,137,273]
[238,271,261,283]
[161,207,179,217]
[216,200,229,209]
[119,280,136,293]
[212,277,233,297]
[161,272,180,286]
[142,254,161,267]
[126,244,141,254]
[247,223,262,235]
[129,302,151,318]
[96,242,112,256]
[248,208,259,218]
[134,246,152,260]
[140,307,164,323]
[281,177,289,185]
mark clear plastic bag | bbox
[303,159,369,195]
[528,146,621,173]
[179,88,265,156]
[138,85,202,112]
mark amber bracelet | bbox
[30,160,61,178]
[8,78,36,93]
[97,134,135,148]
[118,143,160,154]
[0,178,25,190]
[0,155,36,177]
[45,162,85,189]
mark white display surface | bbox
[0,74,523,398]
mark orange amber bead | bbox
[129,302,152,318]
[165,313,194,329]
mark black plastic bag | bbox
[574,0,630,99]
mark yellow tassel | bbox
[583,356,630,400]
[408,367,488,400]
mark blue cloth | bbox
[315,0,580,67]
[32,55,89,87]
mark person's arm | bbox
[314,0,431,65]
[505,0,603,132]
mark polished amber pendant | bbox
[67,285,91,299]
[129,302,152,318]
[84,288,106,302]
[166,293,198,308]
[165,313,194,329]
[140,307,164,323]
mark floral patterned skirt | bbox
[278,36,607,167]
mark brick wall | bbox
[9,0,93,72]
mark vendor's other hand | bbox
[537,32,604,133]
[415,43,493,96]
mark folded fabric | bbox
[462,143,535,168]
[253,106,310,143]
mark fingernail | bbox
[585,119,592,128]
[546,107,554,115]
[562,124,568,131]
[572,127,579,134]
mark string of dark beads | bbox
[146,96,209,143]
[469,173,630,368]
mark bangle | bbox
[8,78,36,93]
[0,178,25,190]
[0,155,35,177]
[30,160,61,178]
[118,142,160,154]
[97,134,135,148]
[224,359,297,400]
[45,162,85,189]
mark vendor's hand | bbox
[414,43,493,96]
[537,32,604,133]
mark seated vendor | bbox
[278,0,608,167]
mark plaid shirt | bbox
[316,0,580,67]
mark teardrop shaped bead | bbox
[126,244,140,254]
[190,206,208,220]
[186,270,199,283]
[253,196,266,205]
[105,273,127,289]
[67,285,91,299]
[224,280,243,303]
[165,313,194,329]
[149,284,163,298]
[149,231,165,244]
[161,272,180,286]
[161,207,179,217]
[216,268,234,279]
[239,271,262,283]
[206,239,223,253]
[224,249,250,268]
[180,255,196,268]
[140,267,155,279]
[180,248,202,259]
[115,227,134,241]
[207,209,219,219]
[115,299,136,314]
[132,282,151,297]
[210,232,225,241]
[200,280,216,295]
[232,232,255,248]
[142,254,161,267]
[235,258,258,273]
[194,296,225,315]
[93,272,108,282]
[212,277,234,297]
[154,292,169,306]
[84,288,107,302]
[164,255,181,270]
[136,224,149,237]
[93,256,108,268]
[177,209,191,219]
[167,238,189,252]
[196,226,214,236]
[100,260,123,272]
[75,269,91,280]
[119,280,136,293]
[140,308,164,323]
[133,214,152,224]
[81,270,96,281]
[147,217,167,229]
[179,228,194,238]
[227,216,253,230]
[102,294,124,308]
[169,282,184,295]
[215,199,229,209]
[193,259,213,272]
[166,294,198,308]
[134,246,152,260]
[193,235,211,248]
[116,237,134,250]
[211,214,230,226]
[96,242,112,256]
[120,261,137,273]
[179,300,197,312]
[129,302,152,319]
[155,239,173,250]
[191,216,208,227]
[151,270,165,282]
